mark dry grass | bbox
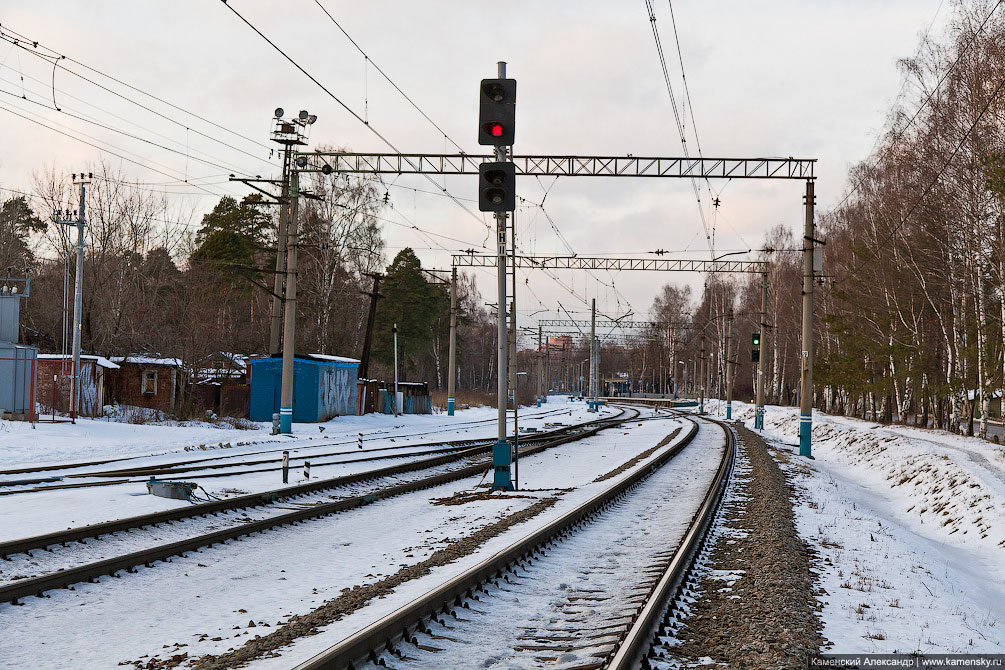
[430,385,538,411]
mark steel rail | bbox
[0,409,637,605]
[606,412,736,669]
[290,415,711,670]
[0,407,573,480]
[0,410,624,559]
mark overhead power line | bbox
[642,0,713,256]
[311,0,467,154]
[0,85,255,177]
[0,68,260,177]
[219,0,489,233]
[0,101,226,197]
[0,24,274,161]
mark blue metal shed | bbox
[249,354,359,423]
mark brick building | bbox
[107,355,181,413]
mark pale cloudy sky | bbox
[0,0,947,330]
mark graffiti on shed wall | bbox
[80,365,99,416]
[320,367,354,419]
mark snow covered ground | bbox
[718,399,1005,653]
[0,403,693,670]
[0,400,589,470]
[0,398,607,540]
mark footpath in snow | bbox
[716,399,1005,654]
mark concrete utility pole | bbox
[699,335,706,415]
[509,207,519,488]
[589,298,597,410]
[726,310,734,420]
[492,60,512,490]
[447,267,457,416]
[278,169,301,434]
[393,323,400,416]
[537,325,544,405]
[799,179,816,457]
[54,173,91,422]
[69,173,89,421]
[269,145,292,356]
[755,272,768,429]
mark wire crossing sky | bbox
[0,0,948,325]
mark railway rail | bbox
[289,411,735,670]
[0,406,577,495]
[0,407,640,605]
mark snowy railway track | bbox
[0,408,639,606]
[0,407,576,495]
[290,413,734,670]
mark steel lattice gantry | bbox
[295,153,815,179]
[290,149,818,458]
[452,255,767,274]
[538,319,665,330]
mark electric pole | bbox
[537,325,544,405]
[279,167,301,434]
[800,179,816,457]
[447,267,457,416]
[54,172,90,422]
[755,272,767,429]
[269,134,293,356]
[726,310,734,420]
[589,298,597,410]
[699,334,706,415]
[359,272,383,379]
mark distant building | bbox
[107,355,182,413]
[548,335,573,352]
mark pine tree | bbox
[372,248,440,379]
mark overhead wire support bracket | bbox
[227,176,285,205]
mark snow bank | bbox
[719,400,1005,653]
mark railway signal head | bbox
[752,349,760,363]
[478,161,516,213]
[478,78,516,146]
[751,332,761,347]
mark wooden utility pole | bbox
[359,272,383,379]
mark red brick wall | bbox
[36,359,101,416]
[106,363,176,412]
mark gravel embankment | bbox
[667,425,825,668]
